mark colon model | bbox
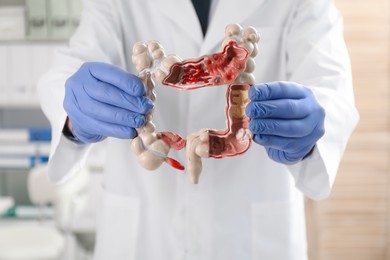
[131,24,259,184]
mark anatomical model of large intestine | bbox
[131,24,259,184]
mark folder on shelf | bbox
[47,0,69,40]
[0,128,51,143]
[0,156,49,169]
[26,0,48,39]
[69,0,82,35]
[0,6,26,40]
[0,128,51,169]
[0,143,51,156]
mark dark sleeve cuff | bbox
[62,117,83,144]
[303,145,316,160]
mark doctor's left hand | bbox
[245,82,325,164]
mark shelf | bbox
[0,96,40,108]
[0,39,68,45]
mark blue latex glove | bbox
[63,62,153,143]
[245,82,325,164]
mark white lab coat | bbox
[38,0,359,259]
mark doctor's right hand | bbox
[63,62,153,144]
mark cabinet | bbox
[0,42,66,107]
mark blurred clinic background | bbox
[0,0,389,259]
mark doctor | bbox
[38,0,358,259]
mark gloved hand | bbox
[245,81,325,164]
[63,62,153,143]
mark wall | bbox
[306,0,390,259]
[0,0,24,6]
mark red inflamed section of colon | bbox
[163,41,249,90]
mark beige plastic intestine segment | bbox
[132,40,182,82]
[131,41,184,170]
[132,42,152,73]
[223,24,259,58]
[223,24,259,85]
[186,24,259,184]
[154,55,183,83]
[186,130,209,184]
[130,73,170,170]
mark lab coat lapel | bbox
[200,0,266,54]
[157,0,203,47]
